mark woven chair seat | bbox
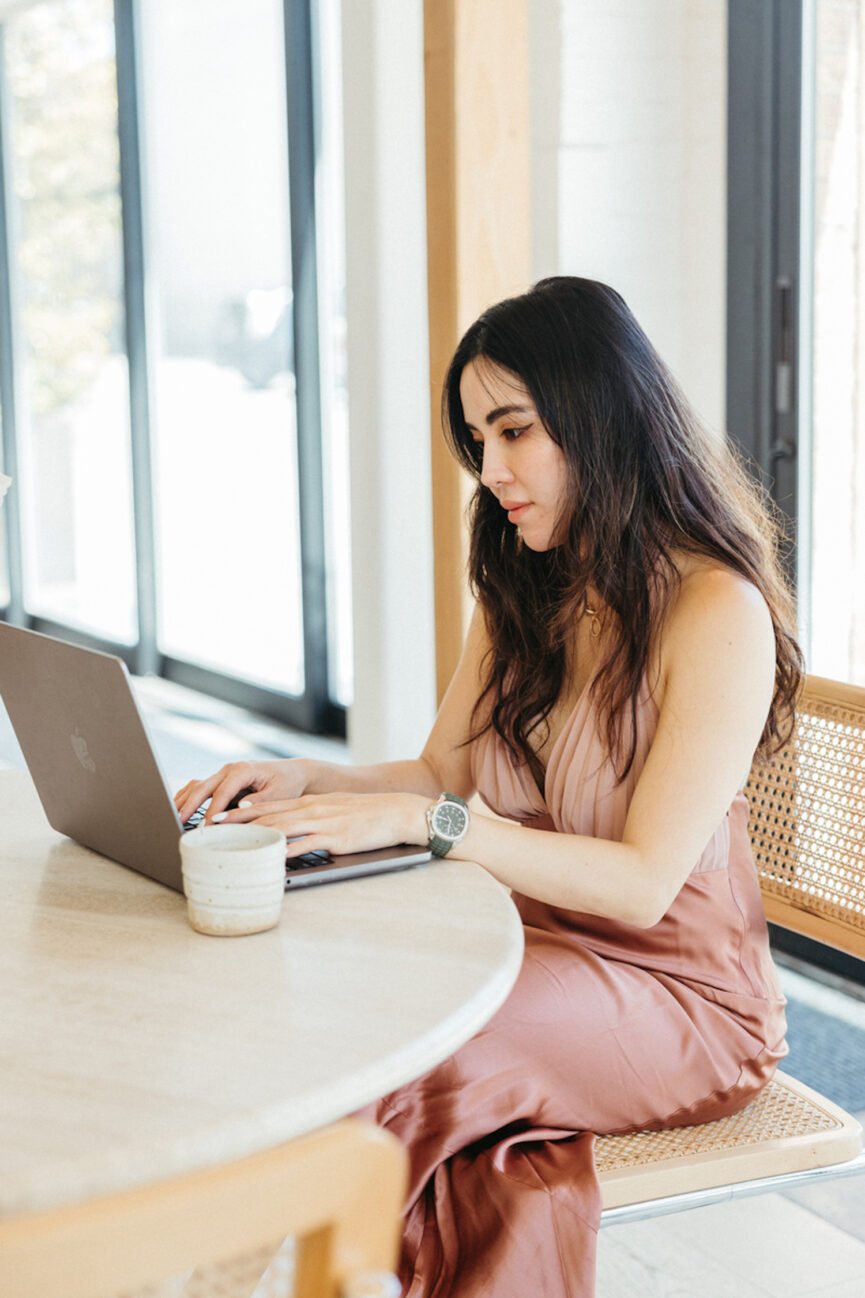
[596,1070,863,1210]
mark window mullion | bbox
[284,0,330,732]
[114,0,159,677]
[771,0,804,549]
[727,0,777,477]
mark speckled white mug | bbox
[180,823,286,936]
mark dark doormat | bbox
[781,994,865,1111]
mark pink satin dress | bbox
[359,676,788,1298]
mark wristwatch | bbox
[426,792,470,858]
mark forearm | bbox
[463,815,666,927]
[395,796,665,928]
[299,755,444,799]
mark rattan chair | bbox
[0,1118,406,1298]
[597,673,865,1224]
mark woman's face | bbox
[460,359,569,552]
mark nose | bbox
[480,441,514,492]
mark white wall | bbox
[533,0,728,434]
[340,0,437,763]
[337,0,727,761]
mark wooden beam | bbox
[424,0,532,702]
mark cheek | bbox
[544,446,570,502]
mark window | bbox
[4,0,137,643]
[0,0,348,736]
[805,0,865,684]
[729,0,865,981]
[728,0,865,687]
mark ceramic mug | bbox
[180,823,286,936]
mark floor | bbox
[598,1178,865,1298]
[2,677,864,1297]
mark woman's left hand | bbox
[210,791,430,860]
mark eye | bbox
[502,425,530,441]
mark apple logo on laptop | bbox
[71,729,96,774]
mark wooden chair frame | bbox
[0,1119,407,1298]
[598,674,865,1223]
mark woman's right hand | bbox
[174,759,310,826]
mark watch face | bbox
[433,800,468,842]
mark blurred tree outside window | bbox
[6,0,137,642]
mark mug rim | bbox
[181,823,286,853]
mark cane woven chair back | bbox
[0,1118,406,1298]
[745,674,865,959]
[598,673,865,1216]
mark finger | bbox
[206,805,258,825]
[283,833,331,859]
[205,798,303,827]
[201,784,253,823]
[176,777,220,824]
[201,770,263,822]
[174,779,201,805]
[211,797,309,822]
[179,766,255,824]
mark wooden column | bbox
[424,0,532,702]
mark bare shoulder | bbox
[659,557,775,697]
[672,557,772,625]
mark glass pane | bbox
[805,0,865,684]
[0,432,9,607]
[0,500,10,608]
[5,0,137,642]
[316,0,352,707]
[141,0,304,696]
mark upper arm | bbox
[420,604,491,798]
[622,569,776,924]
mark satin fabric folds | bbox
[358,679,788,1297]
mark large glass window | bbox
[0,0,348,736]
[4,0,137,642]
[804,0,865,685]
[139,0,304,695]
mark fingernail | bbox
[211,812,227,823]
[238,799,252,808]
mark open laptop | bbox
[0,623,432,892]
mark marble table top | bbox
[0,771,523,1218]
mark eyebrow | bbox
[465,404,534,431]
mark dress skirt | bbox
[357,914,787,1298]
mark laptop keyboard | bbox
[183,804,332,870]
[286,848,332,871]
[182,804,207,831]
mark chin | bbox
[518,530,556,553]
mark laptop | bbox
[0,623,432,892]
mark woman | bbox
[175,277,802,1297]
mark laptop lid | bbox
[0,624,432,892]
[0,624,193,890]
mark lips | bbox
[501,500,530,523]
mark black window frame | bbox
[0,0,344,739]
[727,0,805,574]
[728,0,865,984]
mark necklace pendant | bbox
[582,598,602,637]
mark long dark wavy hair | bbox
[443,276,803,788]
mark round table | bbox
[0,771,524,1219]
